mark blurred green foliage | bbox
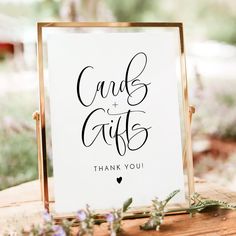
[0,131,37,190]
[0,0,235,44]
[0,91,38,190]
[105,0,156,22]
[34,0,60,19]
[0,91,53,190]
[106,0,236,45]
[192,80,236,140]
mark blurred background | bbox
[0,0,236,191]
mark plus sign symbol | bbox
[112,102,118,108]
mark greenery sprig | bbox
[188,192,236,215]
[140,190,180,231]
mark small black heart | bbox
[117,177,122,184]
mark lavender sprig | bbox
[106,198,132,236]
[22,211,68,236]
[76,205,95,236]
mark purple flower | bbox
[52,225,66,236]
[76,210,87,221]
[106,213,115,223]
[43,211,52,222]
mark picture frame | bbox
[36,22,194,215]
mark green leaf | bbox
[122,198,133,212]
[163,189,180,207]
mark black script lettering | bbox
[125,52,151,106]
[81,108,151,156]
[76,52,150,107]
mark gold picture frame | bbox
[36,22,194,213]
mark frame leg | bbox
[32,111,43,201]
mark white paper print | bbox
[47,31,186,213]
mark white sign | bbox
[47,31,185,213]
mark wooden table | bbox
[0,178,236,235]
